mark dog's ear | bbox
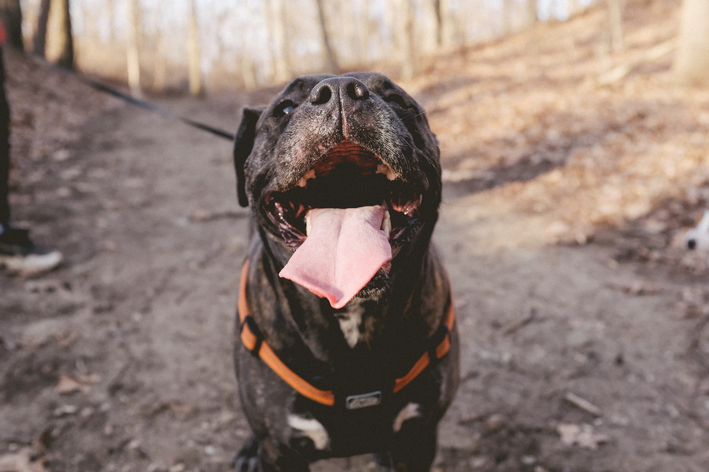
[233,106,263,207]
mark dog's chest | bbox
[331,299,383,350]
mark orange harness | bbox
[238,261,455,408]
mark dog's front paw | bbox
[232,436,260,472]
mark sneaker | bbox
[0,227,63,276]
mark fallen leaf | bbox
[55,373,100,394]
[74,373,101,384]
[557,423,609,450]
[621,281,662,296]
[0,448,48,472]
[54,332,80,348]
[169,402,194,419]
[53,405,78,417]
[56,374,87,394]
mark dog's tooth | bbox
[376,164,397,181]
[381,209,391,239]
[297,169,316,187]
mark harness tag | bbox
[345,391,382,409]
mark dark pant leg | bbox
[0,47,10,226]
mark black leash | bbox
[32,57,235,141]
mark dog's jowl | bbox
[231,73,459,472]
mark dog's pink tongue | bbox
[279,206,392,309]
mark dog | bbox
[686,210,709,250]
[231,73,459,472]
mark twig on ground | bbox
[502,307,537,336]
[564,392,603,417]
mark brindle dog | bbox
[231,73,459,472]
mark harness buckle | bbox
[345,391,382,409]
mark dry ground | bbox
[3,1,709,471]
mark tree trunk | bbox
[126,0,141,97]
[187,0,203,97]
[314,0,339,73]
[399,0,416,80]
[527,0,538,26]
[503,0,514,35]
[358,0,371,62]
[262,0,277,82]
[240,53,258,91]
[272,0,290,82]
[45,0,73,69]
[0,0,23,50]
[440,0,454,46]
[675,0,709,86]
[152,28,166,93]
[608,0,624,52]
[32,0,50,56]
[106,0,115,41]
[431,0,442,46]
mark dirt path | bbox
[2,94,709,472]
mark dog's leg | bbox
[233,435,311,472]
[388,420,438,472]
[232,436,259,472]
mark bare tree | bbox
[608,0,624,52]
[45,0,73,69]
[527,0,538,26]
[127,0,141,96]
[32,0,50,56]
[264,0,290,82]
[440,0,455,46]
[314,0,339,73]
[240,53,258,90]
[358,0,372,62]
[398,0,417,80]
[675,0,709,86]
[106,0,115,41]
[0,0,23,50]
[262,0,277,81]
[187,0,203,96]
[274,0,291,81]
[427,0,456,48]
[152,28,166,93]
[503,0,514,35]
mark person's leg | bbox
[0,47,62,275]
[0,47,11,228]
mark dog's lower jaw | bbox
[352,269,391,302]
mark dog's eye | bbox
[385,94,407,109]
[274,100,297,117]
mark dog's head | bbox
[233,73,441,303]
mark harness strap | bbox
[237,260,455,407]
[238,262,335,406]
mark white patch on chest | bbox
[287,414,330,450]
[336,312,362,348]
[393,403,422,433]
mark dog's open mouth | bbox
[264,140,423,308]
[264,140,423,250]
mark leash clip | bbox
[345,391,382,409]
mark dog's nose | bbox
[309,77,370,106]
[688,239,697,250]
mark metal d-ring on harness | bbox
[237,260,456,409]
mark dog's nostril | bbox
[346,82,369,101]
[310,85,333,105]
[688,239,697,250]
